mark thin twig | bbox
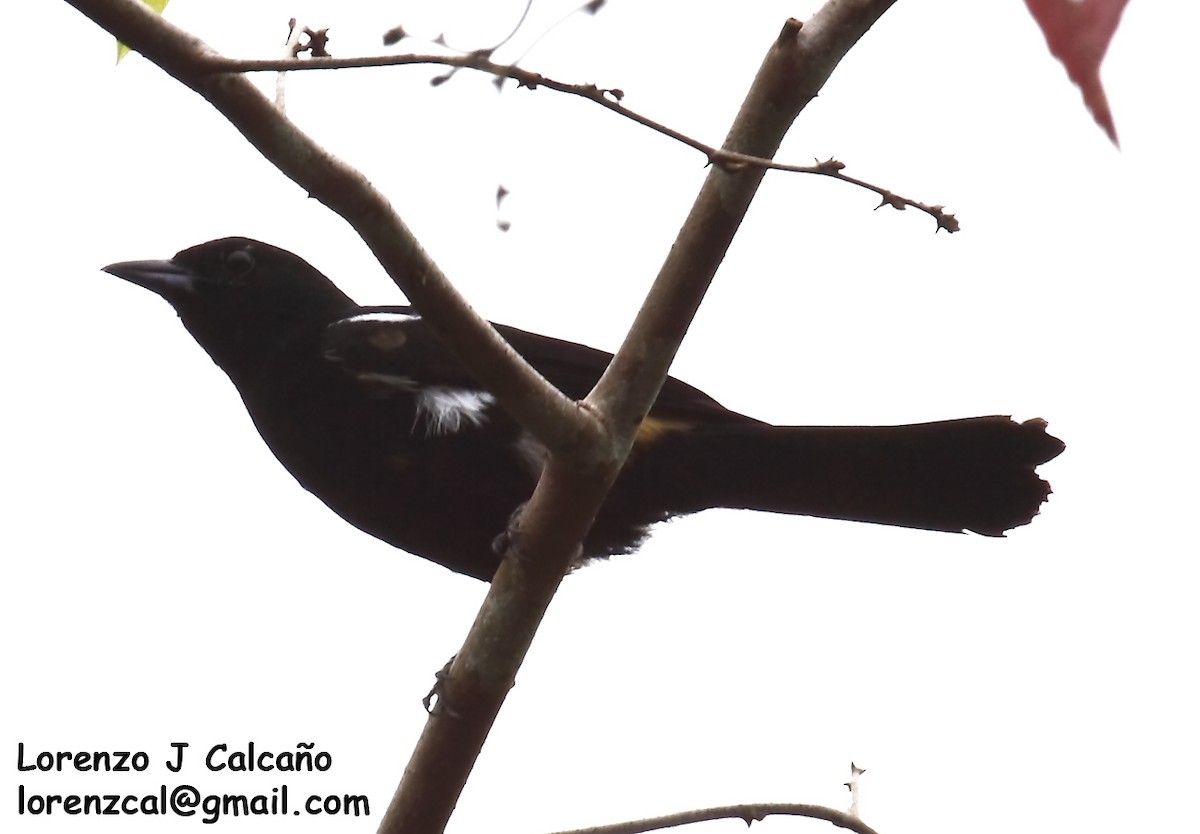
[550,803,883,834]
[196,51,956,231]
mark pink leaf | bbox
[1025,0,1129,146]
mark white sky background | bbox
[3,1,1197,833]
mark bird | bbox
[102,237,1064,581]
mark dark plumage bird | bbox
[103,237,1064,581]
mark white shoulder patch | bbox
[354,371,417,391]
[415,386,496,436]
[342,311,421,324]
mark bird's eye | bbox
[226,248,256,276]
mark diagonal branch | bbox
[590,1,900,434]
[385,4,902,829]
[64,0,598,460]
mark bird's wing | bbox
[323,308,752,424]
[492,321,747,421]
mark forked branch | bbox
[59,3,902,834]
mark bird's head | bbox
[104,237,360,373]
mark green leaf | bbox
[116,0,171,63]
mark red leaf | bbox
[1025,0,1129,146]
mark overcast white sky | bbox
[4,2,1197,833]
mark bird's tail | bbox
[639,416,1064,536]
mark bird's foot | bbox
[491,503,529,561]
[492,502,585,571]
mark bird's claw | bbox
[491,503,528,561]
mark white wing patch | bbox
[415,386,495,436]
[342,311,421,324]
[353,371,417,391]
[332,313,492,435]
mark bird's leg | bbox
[491,501,585,570]
[491,502,529,561]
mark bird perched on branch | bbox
[103,237,1064,581]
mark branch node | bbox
[933,208,960,233]
[814,156,845,174]
[777,17,805,44]
[875,190,906,211]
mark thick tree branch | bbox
[64,0,598,460]
[376,460,616,834]
[590,0,899,438]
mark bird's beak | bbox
[103,258,198,298]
